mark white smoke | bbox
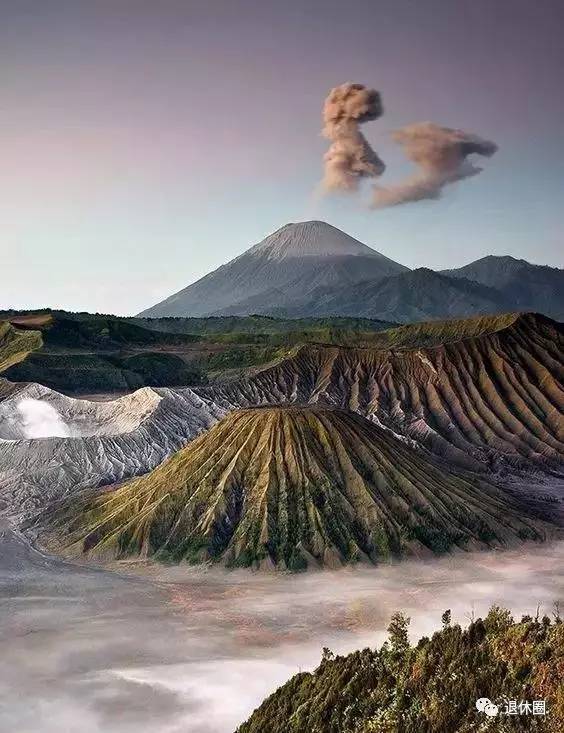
[16,399,71,438]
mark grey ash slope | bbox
[138,221,408,318]
[0,379,227,519]
[442,255,564,320]
[267,268,510,322]
[230,257,564,322]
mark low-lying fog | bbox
[2,520,563,733]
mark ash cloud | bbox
[372,122,498,208]
[321,82,385,192]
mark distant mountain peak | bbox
[446,254,560,273]
[475,255,522,263]
[248,220,384,261]
[403,267,439,279]
[139,220,407,317]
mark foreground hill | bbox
[238,608,564,733]
[139,221,408,317]
[47,406,548,569]
[443,255,564,320]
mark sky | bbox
[1,0,563,315]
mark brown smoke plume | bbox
[372,122,498,207]
[322,83,385,192]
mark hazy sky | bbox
[1,0,563,315]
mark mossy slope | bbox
[238,607,564,733]
[1,310,395,392]
[0,321,42,372]
[51,406,548,569]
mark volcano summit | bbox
[139,221,407,318]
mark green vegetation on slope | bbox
[238,606,564,733]
[0,310,396,392]
[47,407,547,569]
[0,312,214,391]
[360,311,522,350]
[7,352,205,392]
[6,312,200,349]
[214,312,563,474]
[2,309,557,397]
[0,320,42,372]
[199,344,286,372]
[132,314,396,336]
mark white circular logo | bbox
[475,698,498,717]
[484,702,499,717]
